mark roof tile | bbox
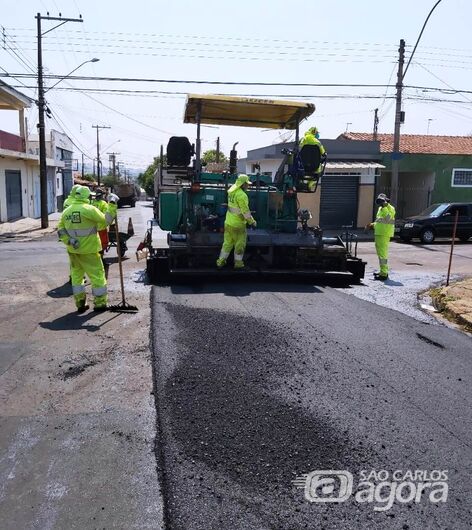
[339,132,472,155]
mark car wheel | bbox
[420,227,435,244]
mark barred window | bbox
[452,168,472,187]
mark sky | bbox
[1,0,472,174]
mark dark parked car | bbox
[396,202,472,244]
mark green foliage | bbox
[102,174,121,188]
[82,173,96,183]
[138,157,160,197]
[202,149,228,164]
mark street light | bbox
[390,0,443,209]
[37,56,99,228]
[45,58,99,93]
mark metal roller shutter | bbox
[320,173,359,229]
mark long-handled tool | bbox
[108,216,139,313]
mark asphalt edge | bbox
[430,285,472,333]
[149,285,173,530]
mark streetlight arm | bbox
[403,0,443,79]
[44,58,99,93]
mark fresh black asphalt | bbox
[151,279,472,530]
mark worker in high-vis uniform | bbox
[367,193,396,281]
[63,184,80,209]
[216,174,257,270]
[57,185,118,312]
[299,126,327,191]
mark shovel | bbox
[108,216,139,313]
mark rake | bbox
[108,216,139,313]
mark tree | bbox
[138,157,159,197]
[202,149,228,164]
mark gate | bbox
[6,170,23,220]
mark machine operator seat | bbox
[299,144,323,176]
[167,136,194,167]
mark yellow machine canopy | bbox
[184,94,315,129]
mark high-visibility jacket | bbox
[58,198,116,254]
[374,203,396,238]
[299,132,326,156]
[91,198,109,214]
[225,185,256,229]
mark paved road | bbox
[152,278,472,529]
[0,201,164,530]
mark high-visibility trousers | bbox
[217,223,248,266]
[375,235,391,277]
[69,252,107,309]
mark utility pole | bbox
[81,153,84,179]
[92,124,110,186]
[36,12,83,229]
[390,38,405,208]
[373,108,379,141]
[216,136,220,163]
[107,152,120,182]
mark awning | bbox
[184,94,315,129]
[326,161,385,170]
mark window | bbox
[452,168,472,187]
[447,205,469,217]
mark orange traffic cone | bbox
[127,217,134,237]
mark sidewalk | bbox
[431,278,472,331]
[0,213,61,241]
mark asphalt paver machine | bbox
[146,94,366,283]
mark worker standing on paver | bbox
[57,185,118,312]
[367,193,396,281]
[216,174,257,270]
[299,126,327,191]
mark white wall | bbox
[0,158,36,222]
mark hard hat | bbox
[377,193,390,201]
[95,188,105,199]
[234,174,252,188]
[74,185,91,201]
[69,184,80,196]
[308,126,319,136]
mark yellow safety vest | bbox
[374,204,396,238]
[225,186,255,229]
[58,200,116,254]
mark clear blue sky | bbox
[1,0,471,172]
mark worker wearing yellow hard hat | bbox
[216,174,257,270]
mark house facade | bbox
[0,80,73,222]
[340,133,472,218]
[239,138,384,229]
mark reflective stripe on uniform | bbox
[243,211,253,220]
[72,284,86,294]
[228,206,241,214]
[66,227,98,237]
[105,212,114,224]
[219,250,230,259]
[234,253,244,261]
[92,286,107,296]
[57,228,67,237]
[379,258,388,265]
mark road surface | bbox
[152,276,472,529]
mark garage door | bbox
[6,170,23,221]
[320,173,359,229]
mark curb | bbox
[430,281,472,332]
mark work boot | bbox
[234,260,246,270]
[216,258,227,268]
[373,275,388,281]
[93,305,108,312]
[77,304,89,314]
